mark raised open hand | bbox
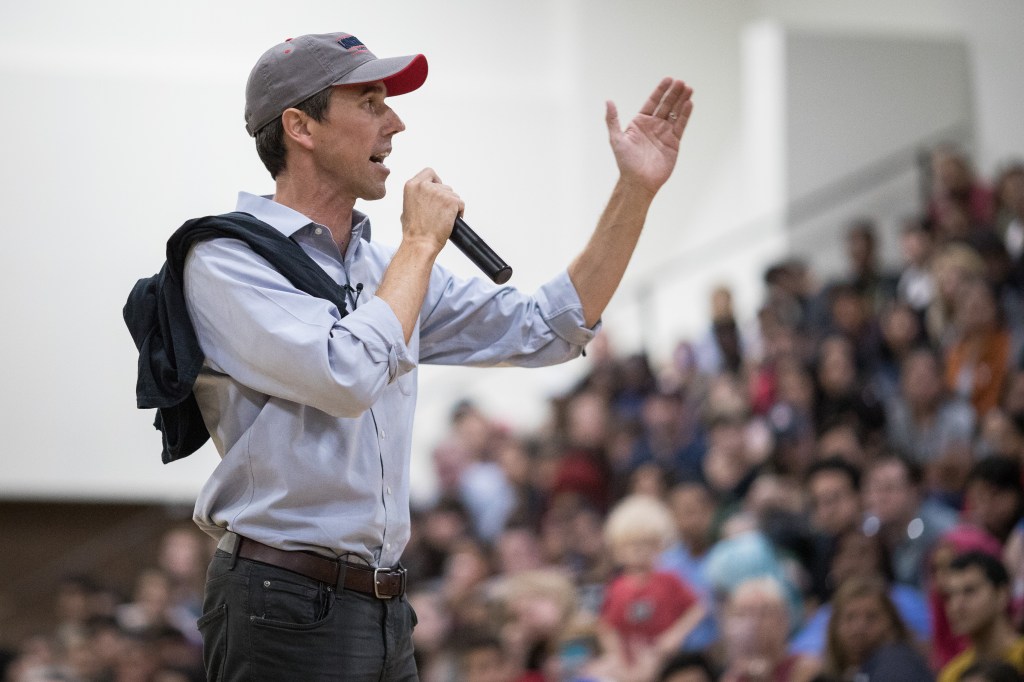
[605,78,694,195]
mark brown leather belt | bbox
[230,535,406,599]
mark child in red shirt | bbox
[597,494,706,677]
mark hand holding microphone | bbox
[403,168,512,285]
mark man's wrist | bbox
[615,174,659,203]
[398,234,445,260]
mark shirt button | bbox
[379,431,386,440]
[314,227,323,235]
[386,486,392,495]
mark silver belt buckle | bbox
[373,567,390,599]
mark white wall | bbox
[0,0,1022,503]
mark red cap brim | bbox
[381,54,428,96]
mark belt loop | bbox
[334,561,347,593]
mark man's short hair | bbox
[255,87,333,179]
[805,456,861,491]
[966,456,1024,496]
[869,451,924,487]
[949,550,1010,589]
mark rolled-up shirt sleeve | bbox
[339,296,417,383]
[419,266,599,367]
[184,238,414,418]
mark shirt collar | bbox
[235,192,372,243]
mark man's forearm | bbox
[376,238,440,343]
[567,177,656,328]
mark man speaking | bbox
[125,30,693,681]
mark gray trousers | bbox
[198,549,419,681]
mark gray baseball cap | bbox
[244,32,428,136]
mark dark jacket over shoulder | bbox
[123,212,348,463]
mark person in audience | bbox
[926,243,988,350]
[804,457,865,603]
[928,145,994,231]
[884,346,975,503]
[806,457,864,541]
[962,455,1024,544]
[821,575,933,682]
[491,569,580,681]
[862,453,959,588]
[843,219,900,318]
[966,230,1024,351]
[825,282,883,374]
[763,353,818,476]
[701,411,767,504]
[550,390,616,514]
[455,632,517,682]
[611,352,660,425]
[660,480,720,650]
[718,576,820,682]
[938,551,1024,682]
[897,216,937,315]
[403,496,472,584]
[494,525,546,577]
[694,284,751,377]
[432,434,517,544]
[704,525,806,640]
[494,436,548,530]
[598,494,706,679]
[974,405,1024,462]
[790,527,930,658]
[945,276,1014,419]
[628,387,707,485]
[871,300,929,403]
[812,334,886,448]
[924,524,1004,670]
[441,537,494,631]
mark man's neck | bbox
[273,175,356,254]
[972,618,1019,660]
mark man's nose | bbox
[386,109,406,135]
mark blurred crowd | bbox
[6,145,1024,682]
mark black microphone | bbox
[450,216,512,285]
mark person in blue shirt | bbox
[170,31,694,682]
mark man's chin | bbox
[361,184,388,202]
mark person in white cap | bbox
[128,30,693,681]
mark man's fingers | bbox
[653,80,692,120]
[411,167,441,184]
[672,97,695,136]
[638,77,673,117]
[605,100,621,135]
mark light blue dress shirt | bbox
[184,193,596,567]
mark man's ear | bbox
[281,108,315,151]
